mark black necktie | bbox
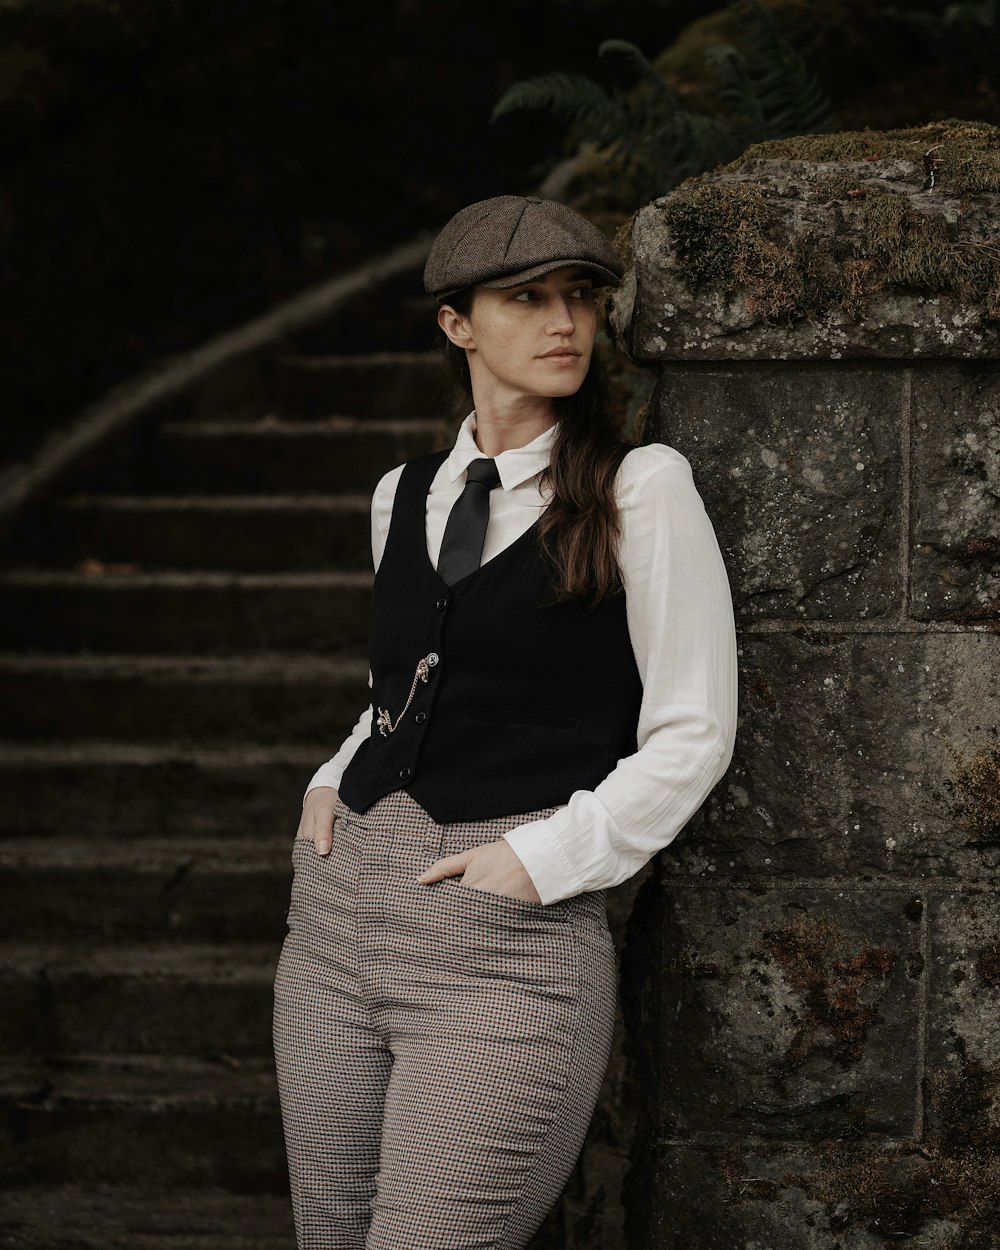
[436,457,502,585]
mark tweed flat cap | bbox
[424,195,624,300]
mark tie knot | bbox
[465,458,501,490]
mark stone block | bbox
[647,366,902,621]
[613,148,1000,364]
[634,885,919,1141]
[910,364,1000,623]
[925,890,1000,1151]
[670,631,1000,881]
[628,1139,966,1249]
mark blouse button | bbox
[399,766,412,780]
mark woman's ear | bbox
[438,303,476,351]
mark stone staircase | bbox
[0,317,454,1245]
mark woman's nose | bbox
[547,298,575,333]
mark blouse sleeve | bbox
[301,685,374,803]
[501,443,739,904]
[301,463,404,806]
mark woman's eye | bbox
[570,286,594,299]
[512,290,537,302]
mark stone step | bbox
[0,942,278,1055]
[0,652,369,742]
[0,570,372,653]
[0,837,298,944]
[149,415,450,493]
[0,1182,294,1249]
[0,741,331,838]
[41,494,372,572]
[274,349,448,418]
[0,1054,286,1190]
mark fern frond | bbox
[725,0,837,136]
[597,38,738,189]
[598,39,687,143]
[598,38,680,104]
[490,73,627,149]
[488,1,838,208]
[703,44,767,139]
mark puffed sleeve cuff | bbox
[502,819,585,907]
[303,760,346,805]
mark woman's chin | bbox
[546,378,586,398]
[532,369,588,398]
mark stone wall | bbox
[610,121,1000,1249]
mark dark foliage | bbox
[491,0,839,205]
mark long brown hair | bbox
[435,285,631,607]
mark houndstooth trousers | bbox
[271,788,618,1250]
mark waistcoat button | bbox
[415,712,427,725]
[435,598,448,611]
[426,652,440,667]
[399,766,412,780]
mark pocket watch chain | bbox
[376,653,437,737]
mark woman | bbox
[272,194,738,1250]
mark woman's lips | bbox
[539,349,581,362]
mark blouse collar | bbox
[446,410,557,491]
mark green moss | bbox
[660,121,1000,326]
[663,182,769,289]
[662,182,812,323]
[733,118,1000,195]
[942,739,1000,844]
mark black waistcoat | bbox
[337,448,644,822]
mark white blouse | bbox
[304,412,739,905]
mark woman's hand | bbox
[296,785,338,855]
[416,838,542,903]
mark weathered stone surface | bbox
[612,141,1000,363]
[0,742,322,838]
[665,631,1000,882]
[0,1055,286,1190]
[926,889,1000,1134]
[618,124,1000,1249]
[0,1183,296,1250]
[911,364,1000,623]
[640,885,918,1140]
[648,366,902,621]
[629,1140,967,1249]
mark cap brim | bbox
[479,259,622,290]
[435,258,622,301]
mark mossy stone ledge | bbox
[612,119,1000,361]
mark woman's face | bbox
[439,265,598,403]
